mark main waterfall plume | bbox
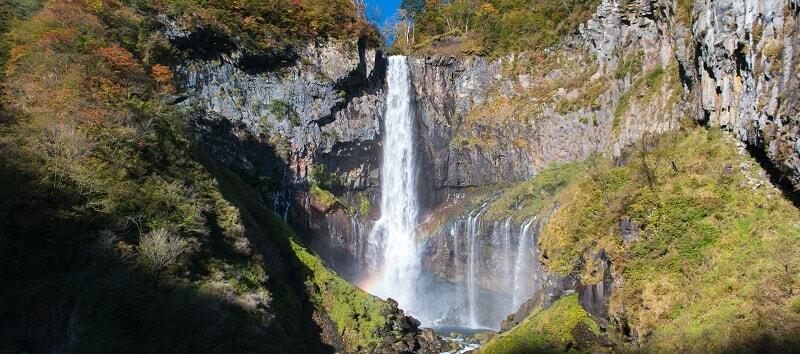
[365,56,422,317]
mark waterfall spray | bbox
[500,217,513,312]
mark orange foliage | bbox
[42,28,80,45]
[97,46,139,73]
[91,76,125,102]
[151,64,175,93]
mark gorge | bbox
[1,0,800,353]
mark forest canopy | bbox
[392,0,601,57]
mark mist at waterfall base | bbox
[356,56,546,331]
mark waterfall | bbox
[360,55,547,329]
[500,217,513,312]
[450,221,461,321]
[465,204,488,327]
[272,190,292,221]
[351,216,364,263]
[366,56,421,315]
[512,217,536,308]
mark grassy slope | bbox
[478,295,599,354]
[468,127,800,353]
[204,156,391,352]
[538,127,800,351]
[483,161,589,224]
[0,1,389,352]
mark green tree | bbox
[401,0,425,17]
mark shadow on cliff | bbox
[745,144,800,208]
[0,146,335,353]
[198,152,339,353]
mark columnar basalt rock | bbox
[177,39,385,189]
[172,34,388,278]
[691,0,800,190]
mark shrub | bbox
[137,228,190,284]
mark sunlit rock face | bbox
[691,0,800,191]
[171,0,800,335]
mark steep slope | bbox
[538,128,800,352]
[420,126,800,352]
[3,0,799,352]
[0,1,439,353]
[400,0,800,196]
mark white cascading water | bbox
[465,207,480,327]
[361,56,546,330]
[499,217,513,312]
[513,217,536,307]
[366,56,421,315]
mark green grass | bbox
[539,127,800,351]
[483,161,589,224]
[311,183,338,210]
[358,192,370,216]
[478,295,599,354]
[292,241,389,350]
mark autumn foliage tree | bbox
[151,64,175,93]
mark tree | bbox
[400,0,425,17]
[137,228,190,286]
[635,132,664,190]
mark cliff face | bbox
[409,0,800,197]
[693,0,800,190]
[172,0,800,300]
[176,38,385,190]
[172,34,388,280]
[407,0,684,213]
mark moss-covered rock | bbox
[478,294,601,354]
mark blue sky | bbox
[364,0,401,26]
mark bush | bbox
[130,0,381,55]
[137,228,190,284]
[479,294,599,353]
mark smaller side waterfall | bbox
[424,206,550,330]
[498,217,513,312]
[465,205,488,328]
[512,217,536,307]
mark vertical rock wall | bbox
[693,0,800,190]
